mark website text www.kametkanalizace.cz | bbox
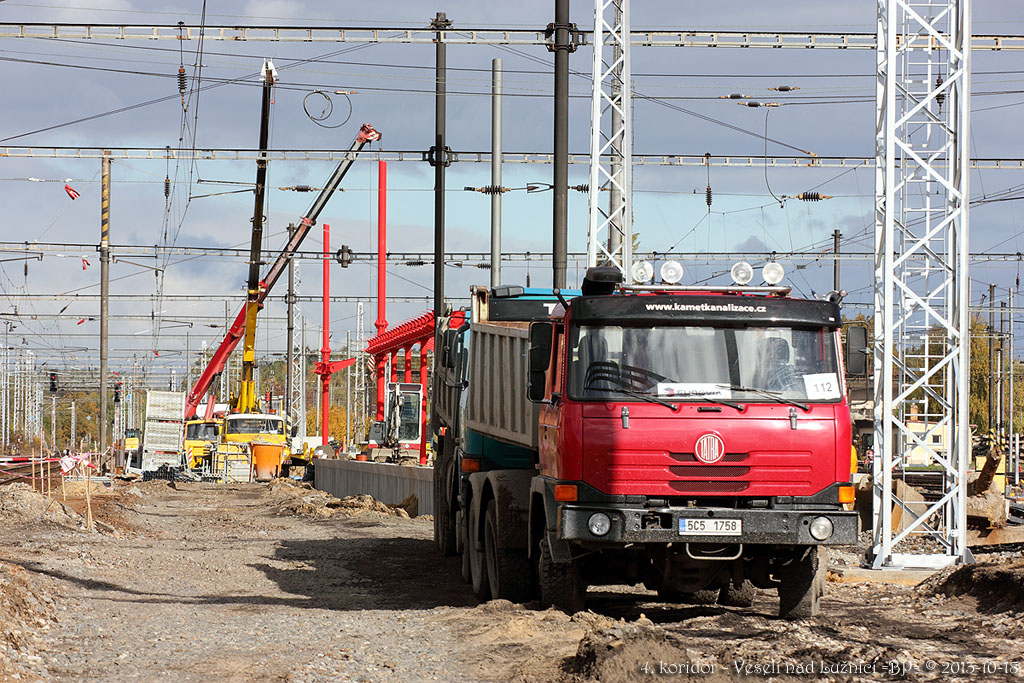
[644,302,768,313]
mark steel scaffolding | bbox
[872,0,973,569]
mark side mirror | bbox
[845,325,869,377]
[442,329,458,369]
[291,425,298,438]
[528,322,554,402]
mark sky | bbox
[1,0,1024,393]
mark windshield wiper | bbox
[585,386,681,412]
[716,384,809,412]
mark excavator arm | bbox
[184,122,381,418]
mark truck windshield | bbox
[225,418,285,435]
[568,324,841,403]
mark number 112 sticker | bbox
[803,373,841,399]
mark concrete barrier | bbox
[313,458,433,516]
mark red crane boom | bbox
[184,123,381,418]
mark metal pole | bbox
[100,151,111,452]
[432,12,451,319]
[1010,286,1016,485]
[51,395,55,451]
[989,283,995,432]
[70,400,76,452]
[286,222,296,431]
[607,0,623,260]
[552,0,570,289]
[1000,301,1007,438]
[185,329,191,390]
[346,330,352,451]
[320,223,331,447]
[490,57,503,289]
[833,229,842,290]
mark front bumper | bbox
[559,504,859,545]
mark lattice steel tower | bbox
[872,0,972,568]
[587,0,632,278]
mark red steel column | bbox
[419,343,429,465]
[403,347,413,383]
[390,350,398,383]
[320,223,331,446]
[374,353,386,421]
[375,161,388,424]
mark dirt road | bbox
[2,480,1022,682]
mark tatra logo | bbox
[694,433,725,464]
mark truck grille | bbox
[669,465,750,478]
[667,452,750,492]
[669,480,750,493]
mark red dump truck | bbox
[433,266,858,617]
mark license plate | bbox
[678,518,742,536]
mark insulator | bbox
[568,184,589,193]
[793,192,831,201]
[177,67,187,95]
[723,93,747,99]
[705,185,713,209]
[935,76,945,109]
[771,85,799,92]
[163,176,170,199]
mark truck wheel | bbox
[459,510,471,583]
[469,504,490,600]
[777,547,825,619]
[718,580,757,607]
[483,500,533,603]
[434,454,457,556]
[437,485,457,557]
[537,535,585,613]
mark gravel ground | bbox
[1,480,1023,682]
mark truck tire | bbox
[718,580,757,607]
[469,504,490,600]
[777,547,825,619]
[537,535,585,613]
[459,510,471,583]
[434,452,457,556]
[483,500,533,603]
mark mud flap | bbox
[529,477,574,565]
[481,470,533,551]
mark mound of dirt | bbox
[0,562,57,680]
[918,559,1024,613]
[568,622,699,683]
[62,480,113,497]
[0,482,83,529]
[269,481,411,520]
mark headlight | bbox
[762,261,785,285]
[730,261,754,285]
[631,260,654,284]
[809,516,834,541]
[588,512,611,536]
[659,260,684,284]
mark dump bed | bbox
[465,320,538,449]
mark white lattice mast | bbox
[289,267,306,443]
[872,0,972,569]
[587,0,632,277]
[355,302,366,439]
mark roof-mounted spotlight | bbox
[762,261,786,285]
[730,261,754,286]
[631,260,654,284]
[659,260,684,285]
